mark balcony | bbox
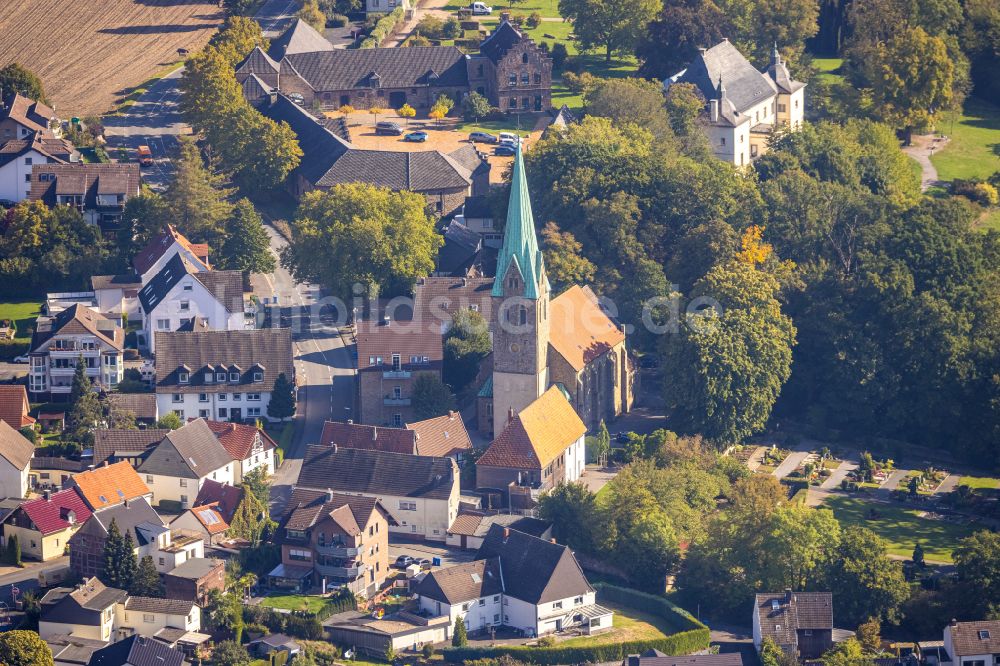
[383,397,411,406]
[315,543,361,557]
[383,370,411,379]
[315,562,367,579]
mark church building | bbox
[477,146,634,438]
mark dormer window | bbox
[253,371,263,382]
[205,372,213,383]
[178,372,189,383]
[229,372,239,382]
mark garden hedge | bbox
[360,7,405,48]
[442,584,709,665]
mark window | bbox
[205,372,214,382]
[157,319,170,330]
[248,393,261,401]
[199,393,208,402]
[174,410,184,419]
[218,408,227,418]
[494,614,500,623]
[393,386,402,399]
[159,557,165,566]
[522,53,529,64]
[179,372,189,384]
[179,300,190,311]
[392,413,402,427]
[253,371,263,382]
[24,157,32,165]
[146,475,153,483]
[509,97,517,108]
[778,103,786,113]
[462,603,471,611]
[521,73,529,85]
[25,174,30,182]
[392,353,401,370]
[248,407,261,417]
[179,479,187,487]
[233,393,241,401]
[534,73,541,84]
[979,630,992,639]
[289,548,311,561]
[199,409,209,418]
[493,595,500,602]
[172,394,183,403]
[720,137,726,146]
[399,501,417,511]
[183,284,193,291]
[479,599,485,606]
[217,372,227,382]
[219,393,227,401]
[229,372,239,382]
[574,596,583,605]
[508,74,517,86]
[751,144,759,157]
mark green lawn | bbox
[959,476,1000,489]
[558,600,678,647]
[444,0,562,14]
[812,57,844,84]
[929,98,1000,182]
[0,302,41,342]
[552,55,640,113]
[823,495,980,563]
[976,207,1000,232]
[260,593,331,613]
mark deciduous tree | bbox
[584,78,675,143]
[559,0,663,61]
[296,0,327,31]
[541,222,597,292]
[638,0,732,78]
[0,63,46,103]
[165,136,235,243]
[280,184,441,300]
[462,92,491,121]
[208,16,269,65]
[0,630,54,666]
[443,309,491,391]
[412,374,454,420]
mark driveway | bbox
[579,465,618,494]
[388,541,475,569]
[878,469,910,496]
[771,451,810,479]
[820,459,857,489]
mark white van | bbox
[470,1,493,14]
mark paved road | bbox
[262,226,357,518]
[878,469,910,495]
[771,450,810,479]
[103,0,300,189]
[820,459,857,490]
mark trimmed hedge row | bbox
[442,584,709,665]
[361,7,405,48]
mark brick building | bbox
[236,17,551,113]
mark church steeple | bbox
[492,144,546,300]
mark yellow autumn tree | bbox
[735,225,772,267]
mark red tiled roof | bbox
[355,319,443,371]
[406,411,472,458]
[19,488,92,535]
[71,461,150,510]
[191,503,229,535]
[205,420,275,461]
[0,385,35,429]
[132,224,211,277]
[478,386,585,470]
[549,285,625,372]
[1,93,54,134]
[318,421,415,454]
[194,479,244,523]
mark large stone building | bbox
[236,17,551,113]
[666,40,805,166]
[482,146,633,436]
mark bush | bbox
[563,71,597,95]
[443,584,709,665]
[951,179,1000,206]
[422,644,436,659]
[485,106,506,120]
[526,11,542,27]
[537,636,556,647]
[0,340,27,361]
[123,348,140,361]
[360,6,405,47]
[330,13,348,26]
[415,14,445,38]
[443,16,461,38]
[18,427,36,444]
[285,614,324,640]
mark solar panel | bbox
[199,509,220,525]
[471,573,482,583]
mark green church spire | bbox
[492,143,545,299]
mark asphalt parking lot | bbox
[388,540,475,570]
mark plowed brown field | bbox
[0,0,223,115]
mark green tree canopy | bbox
[412,373,455,420]
[280,184,442,300]
[0,63,46,103]
[101,518,138,590]
[218,199,276,274]
[584,77,676,143]
[208,15,269,65]
[131,556,164,597]
[0,630,54,666]
[443,309,491,392]
[661,261,796,443]
[164,136,235,243]
[559,0,663,61]
[267,372,296,420]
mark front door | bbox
[230,408,242,421]
[389,91,407,108]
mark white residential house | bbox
[153,328,294,423]
[0,92,60,141]
[28,163,141,228]
[944,620,1000,666]
[0,131,77,203]
[205,420,277,483]
[666,40,805,166]
[365,0,410,13]
[137,253,248,353]
[39,578,126,642]
[136,419,236,508]
[27,304,124,400]
[413,525,612,638]
[296,445,460,541]
[0,420,33,499]
[116,597,201,638]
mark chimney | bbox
[43,490,51,501]
[698,47,706,55]
[269,88,278,105]
[461,277,468,287]
[950,618,958,627]
[103,460,109,467]
[550,538,556,544]
[347,419,353,424]
[372,426,378,440]
[507,406,515,424]
[503,527,510,541]
[709,99,719,123]
[327,488,335,502]
[784,589,793,602]
[449,411,455,421]
[499,11,510,22]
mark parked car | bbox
[418,558,432,571]
[498,132,522,144]
[469,131,498,143]
[394,555,415,569]
[469,1,493,13]
[376,121,404,136]
[11,355,29,364]
[288,92,305,105]
[494,145,516,156]
[403,131,429,142]
[136,145,153,167]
